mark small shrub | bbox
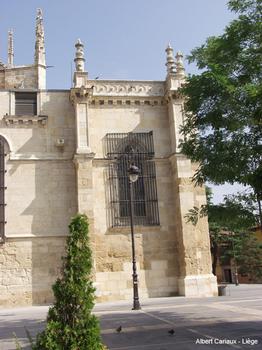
[33,214,104,350]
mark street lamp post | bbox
[128,163,141,310]
[231,235,239,286]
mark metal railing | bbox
[105,132,159,227]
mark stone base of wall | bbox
[1,238,217,307]
[178,274,218,297]
[95,260,179,303]
[0,236,66,307]
[95,270,218,302]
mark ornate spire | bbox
[74,39,85,72]
[8,29,14,67]
[165,43,176,76]
[0,39,5,68]
[175,51,185,78]
[35,8,46,66]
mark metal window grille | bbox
[0,136,6,243]
[105,132,160,227]
[15,92,37,116]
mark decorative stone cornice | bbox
[164,89,184,104]
[87,81,165,97]
[171,90,184,100]
[70,86,93,104]
[88,96,166,107]
[3,115,48,126]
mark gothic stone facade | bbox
[0,11,217,307]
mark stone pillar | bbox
[70,36,95,219]
[70,38,96,258]
[170,154,217,296]
[71,92,96,265]
[71,87,93,154]
[70,87,94,214]
[165,45,217,297]
[71,40,91,153]
[74,153,95,220]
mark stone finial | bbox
[165,43,176,76]
[35,8,46,66]
[8,29,14,68]
[74,39,85,72]
[175,51,185,78]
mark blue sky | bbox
[1,0,243,202]
[1,0,236,87]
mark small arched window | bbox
[0,136,7,243]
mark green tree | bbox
[33,214,105,350]
[220,230,262,280]
[186,189,262,279]
[180,0,262,224]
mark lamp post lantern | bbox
[128,163,141,310]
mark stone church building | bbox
[0,10,217,307]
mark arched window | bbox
[106,132,159,227]
[0,136,7,243]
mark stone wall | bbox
[0,237,66,306]
[0,90,77,307]
[77,89,214,300]
[92,160,179,302]
[0,66,38,89]
[0,81,217,307]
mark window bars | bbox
[105,132,160,227]
[0,136,6,243]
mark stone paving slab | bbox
[1,285,262,349]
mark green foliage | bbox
[13,333,22,350]
[180,0,262,219]
[186,188,262,278]
[33,214,104,350]
[221,231,262,280]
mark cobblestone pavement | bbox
[1,284,262,349]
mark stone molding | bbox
[8,155,173,162]
[92,157,174,165]
[106,225,162,235]
[70,86,93,104]
[3,114,48,126]
[164,90,184,103]
[74,152,96,160]
[9,153,72,161]
[88,97,165,107]
[73,152,96,168]
[88,80,165,97]
[6,234,68,239]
